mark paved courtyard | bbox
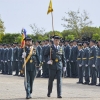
[0,74,100,100]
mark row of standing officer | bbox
[0,39,50,78]
[76,39,100,86]
[0,43,21,75]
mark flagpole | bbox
[51,12,55,35]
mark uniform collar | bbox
[79,49,82,51]
[91,45,95,48]
[54,44,59,49]
[73,45,77,47]
[45,44,49,46]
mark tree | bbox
[30,24,45,35]
[62,9,92,38]
[61,30,76,37]
[45,31,62,37]
[0,16,5,42]
[65,35,75,40]
[81,26,100,37]
[0,16,5,33]
[2,33,21,43]
[92,33,100,41]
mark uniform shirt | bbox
[82,47,89,66]
[88,45,96,66]
[70,45,78,62]
[96,46,100,66]
[77,49,83,65]
[44,44,66,70]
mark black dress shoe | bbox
[77,82,83,84]
[57,96,62,98]
[89,83,96,85]
[83,82,89,85]
[47,93,50,97]
[14,74,18,76]
[96,83,100,86]
[26,96,30,99]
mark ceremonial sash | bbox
[22,46,33,69]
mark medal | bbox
[55,58,58,62]
[30,60,33,63]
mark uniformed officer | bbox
[18,44,24,76]
[1,44,4,74]
[42,39,49,78]
[96,40,100,86]
[88,40,97,85]
[82,41,90,84]
[65,40,70,77]
[44,36,66,98]
[13,43,19,76]
[41,40,45,77]
[70,40,78,78]
[35,40,42,77]
[7,44,13,75]
[77,43,83,84]
[59,39,65,77]
[0,44,2,72]
[21,36,38,99]
[3,44,9,74]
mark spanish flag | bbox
[47,0,53,14]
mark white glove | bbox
[47,60,53,65]
[39,67,42,70]
[85,64,88,67]
[67,59,69,62]
[8,60,10,61]
[92,64,95,67]
[22,52,26,58]
[79,64,82,67]
[1,60,3,62]
[71,61,73,62]
[63,67,66,72]
[16,59,18,61]
[5,61,7,62]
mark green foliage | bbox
[45,31,62,37]
[15,35,22,43]
[92,33,100,41]
[0,33,4,43]
[65,35,75,40]
[0,27,100,43]
[0,16,5,33]
[0,16,5,43]
[2,33,21,43]
[81,26,100,38]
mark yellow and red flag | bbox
[47,0,53,14]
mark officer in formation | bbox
[77,43,83,84]
[1,36,100,87]
[0,39,49,77]
[63,37,100,86]
[0,43,22,76]
[75,39,100,86]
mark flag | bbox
[47,0,53,14]
[21,28,26,48]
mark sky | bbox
[0,0,100,34]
